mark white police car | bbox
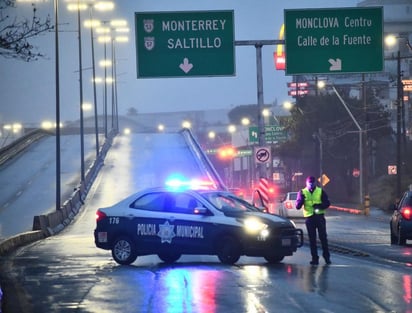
[94,185,303,265]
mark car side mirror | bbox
[193,206,208,215]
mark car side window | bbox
[403,194,412,208]
[129,193,165,211]
[173,194,200,214]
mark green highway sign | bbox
[284,7,383,75]
[249,126,288,144]
[135,10,235,78]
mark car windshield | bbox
[202,192,260,212]
[289,192,298,200]
[402,194,412,207]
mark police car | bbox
[94,184,303,265]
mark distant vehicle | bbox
[228,187,245,199]
[279,192,302,218]
[94,183,303,265]
[390,188,412,245]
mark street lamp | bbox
[97,30,111,138]
[84,1,114,156]
[97,19,128,137]
[182,121,191,129]
[158,124,165,132]
[208,131,216,140]
[53,0,61,211]
[67,0,88,183]
[110,21,129,133]
[385,34,408,197]
[396,50,402,197]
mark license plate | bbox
[98,232,108,243]
[282,238,291,246]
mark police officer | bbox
[296,176,331,265]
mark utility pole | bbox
[396,50,402,197]
[235,40,283,180]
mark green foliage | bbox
[0,0,52,61]
[278,89,393,201]
[227,104,259,125]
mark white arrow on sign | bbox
[328,58,342,71]
[179,58,193,74]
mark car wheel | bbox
[217,236,241,265]
[397,226,407,245]
[111,236,138,265]
[390,227,397,245]
[264,254,285,263]
[158,252,181,263]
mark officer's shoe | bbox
[324,257,332,265]
[310,259,319,265]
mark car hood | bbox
[224,210,296,227]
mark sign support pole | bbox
[332,86,364,208]
[235,40,284,180]
[256,43,266,179]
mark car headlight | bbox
[244,218,269,237]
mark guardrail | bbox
[0,129,51,166]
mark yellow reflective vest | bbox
[301,187,325,217]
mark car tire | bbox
[111,236,138,265]
[264,254,285,263]
[158,252,181,263]
[397,226,407,245]
[390,226,397,245]
[217,236,241,265]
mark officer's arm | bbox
[295,191,305,209]
[320,190,330,209]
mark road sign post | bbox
[284,7,383,75]
[135,10,235,78]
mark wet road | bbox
[0,134,99,239]
[1,133,412,312]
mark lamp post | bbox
[84,1,114,154]
[84,17,100,158]
[53,0,61,211]
[97,19,128,137]
[396,50,402,197]
[384,34,411,197]
[110,26,128,133]
[67,0,87,183]
[241,117,251,190]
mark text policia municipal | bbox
[295,16,374,47]
[162,19,227,49]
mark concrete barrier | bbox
[0,132,114,256]
[0,231,45,256]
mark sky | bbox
[0,0,359,125]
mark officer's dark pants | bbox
[305,214,330,261]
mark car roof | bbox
[135,187,226,195]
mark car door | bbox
[391,192,406,233]
[127,192,179,254]
[161,193,217,254]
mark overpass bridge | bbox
[0,128,225,255]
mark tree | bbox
[0,0,52,61]
[279,89,393,201]
[127,107,138,116]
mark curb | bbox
[329,205,363,215]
